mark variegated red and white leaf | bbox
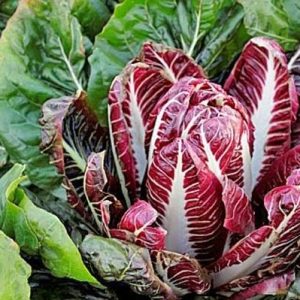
[117,199,158,233]
[40,93,112,219]
[209,184,300,290]
[288,47,300,147]
[84,152,124,232]
[108,43,205,206]
[224,37,296,191]
[109,199,167,250]
[148,77,251,191]
[147,138,226,263]
[151,250,211,296]
[254,145,300,202]
[218,270,295,299]
[286,168,300,186]
[221,177,254,234]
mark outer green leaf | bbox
[0,166,102,286]
[0,0,87,190]
[81,235,175,298]
[0,0,18,33]
[71,0,111,39]
[0,230,31,300]
[198,5,250,78]
[238,0,298,51]
[87,0,238,124]
[0,164,25,223]
[282,0,300,40]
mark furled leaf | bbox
[0,230,31,300]
[147,77,253,263]
[238,0,299,51]
[88,0,239,123]
[40,93,113,220]
[209,183,300,293]
[108,42,204,204]
[224,37,296,192]
[84,151,124,232]
[81,235,177,299]
[0,165,101,286]
[148,77,251,192]
[0,0,87,190]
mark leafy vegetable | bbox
[254,145,300,203]
[107,199,167,250]
[40,92,119,228]
[71,0,111,40]
[0,165,101,286]
[0,230,31,300]
[0,0,87,190]
[87,0,242,123]
[224,37,297,192]
[238,0,299,51]
[0,0,18,33]
[209,176,300,295]
[108,42,204,204]
[146,76,253,263]
[81,235,177,299]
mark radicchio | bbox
[254,145,300,202]
[108,43,205,206]
[224,37,297,192]
[209,174,300,294]
[104,199,167,250]
[147,77,253,263]
[40,93,121,231]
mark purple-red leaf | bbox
[118,199,157,232]
[254,145,300,202]
[108,43,205,206]
[221,177,254,234]
[148,77,251,193]
[40,93,116,224]
[209,184,300,292]
[147,138,226,263]
[224,37,296,191]
[286,168,300,185]
[151,250,211,296]
[108,200,167,250]
[220,270,295,299]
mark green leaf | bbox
[198,5,250,78]
[71,0,111,40]
[282,0,300,40]
[0,230,31,300]
[0,0,87,190]
[87,0,238,124]
[0,164,25,224]
[81,235,175,298]
[0,0,18,33]
[0,165,102,287]
[238,0,298,51]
